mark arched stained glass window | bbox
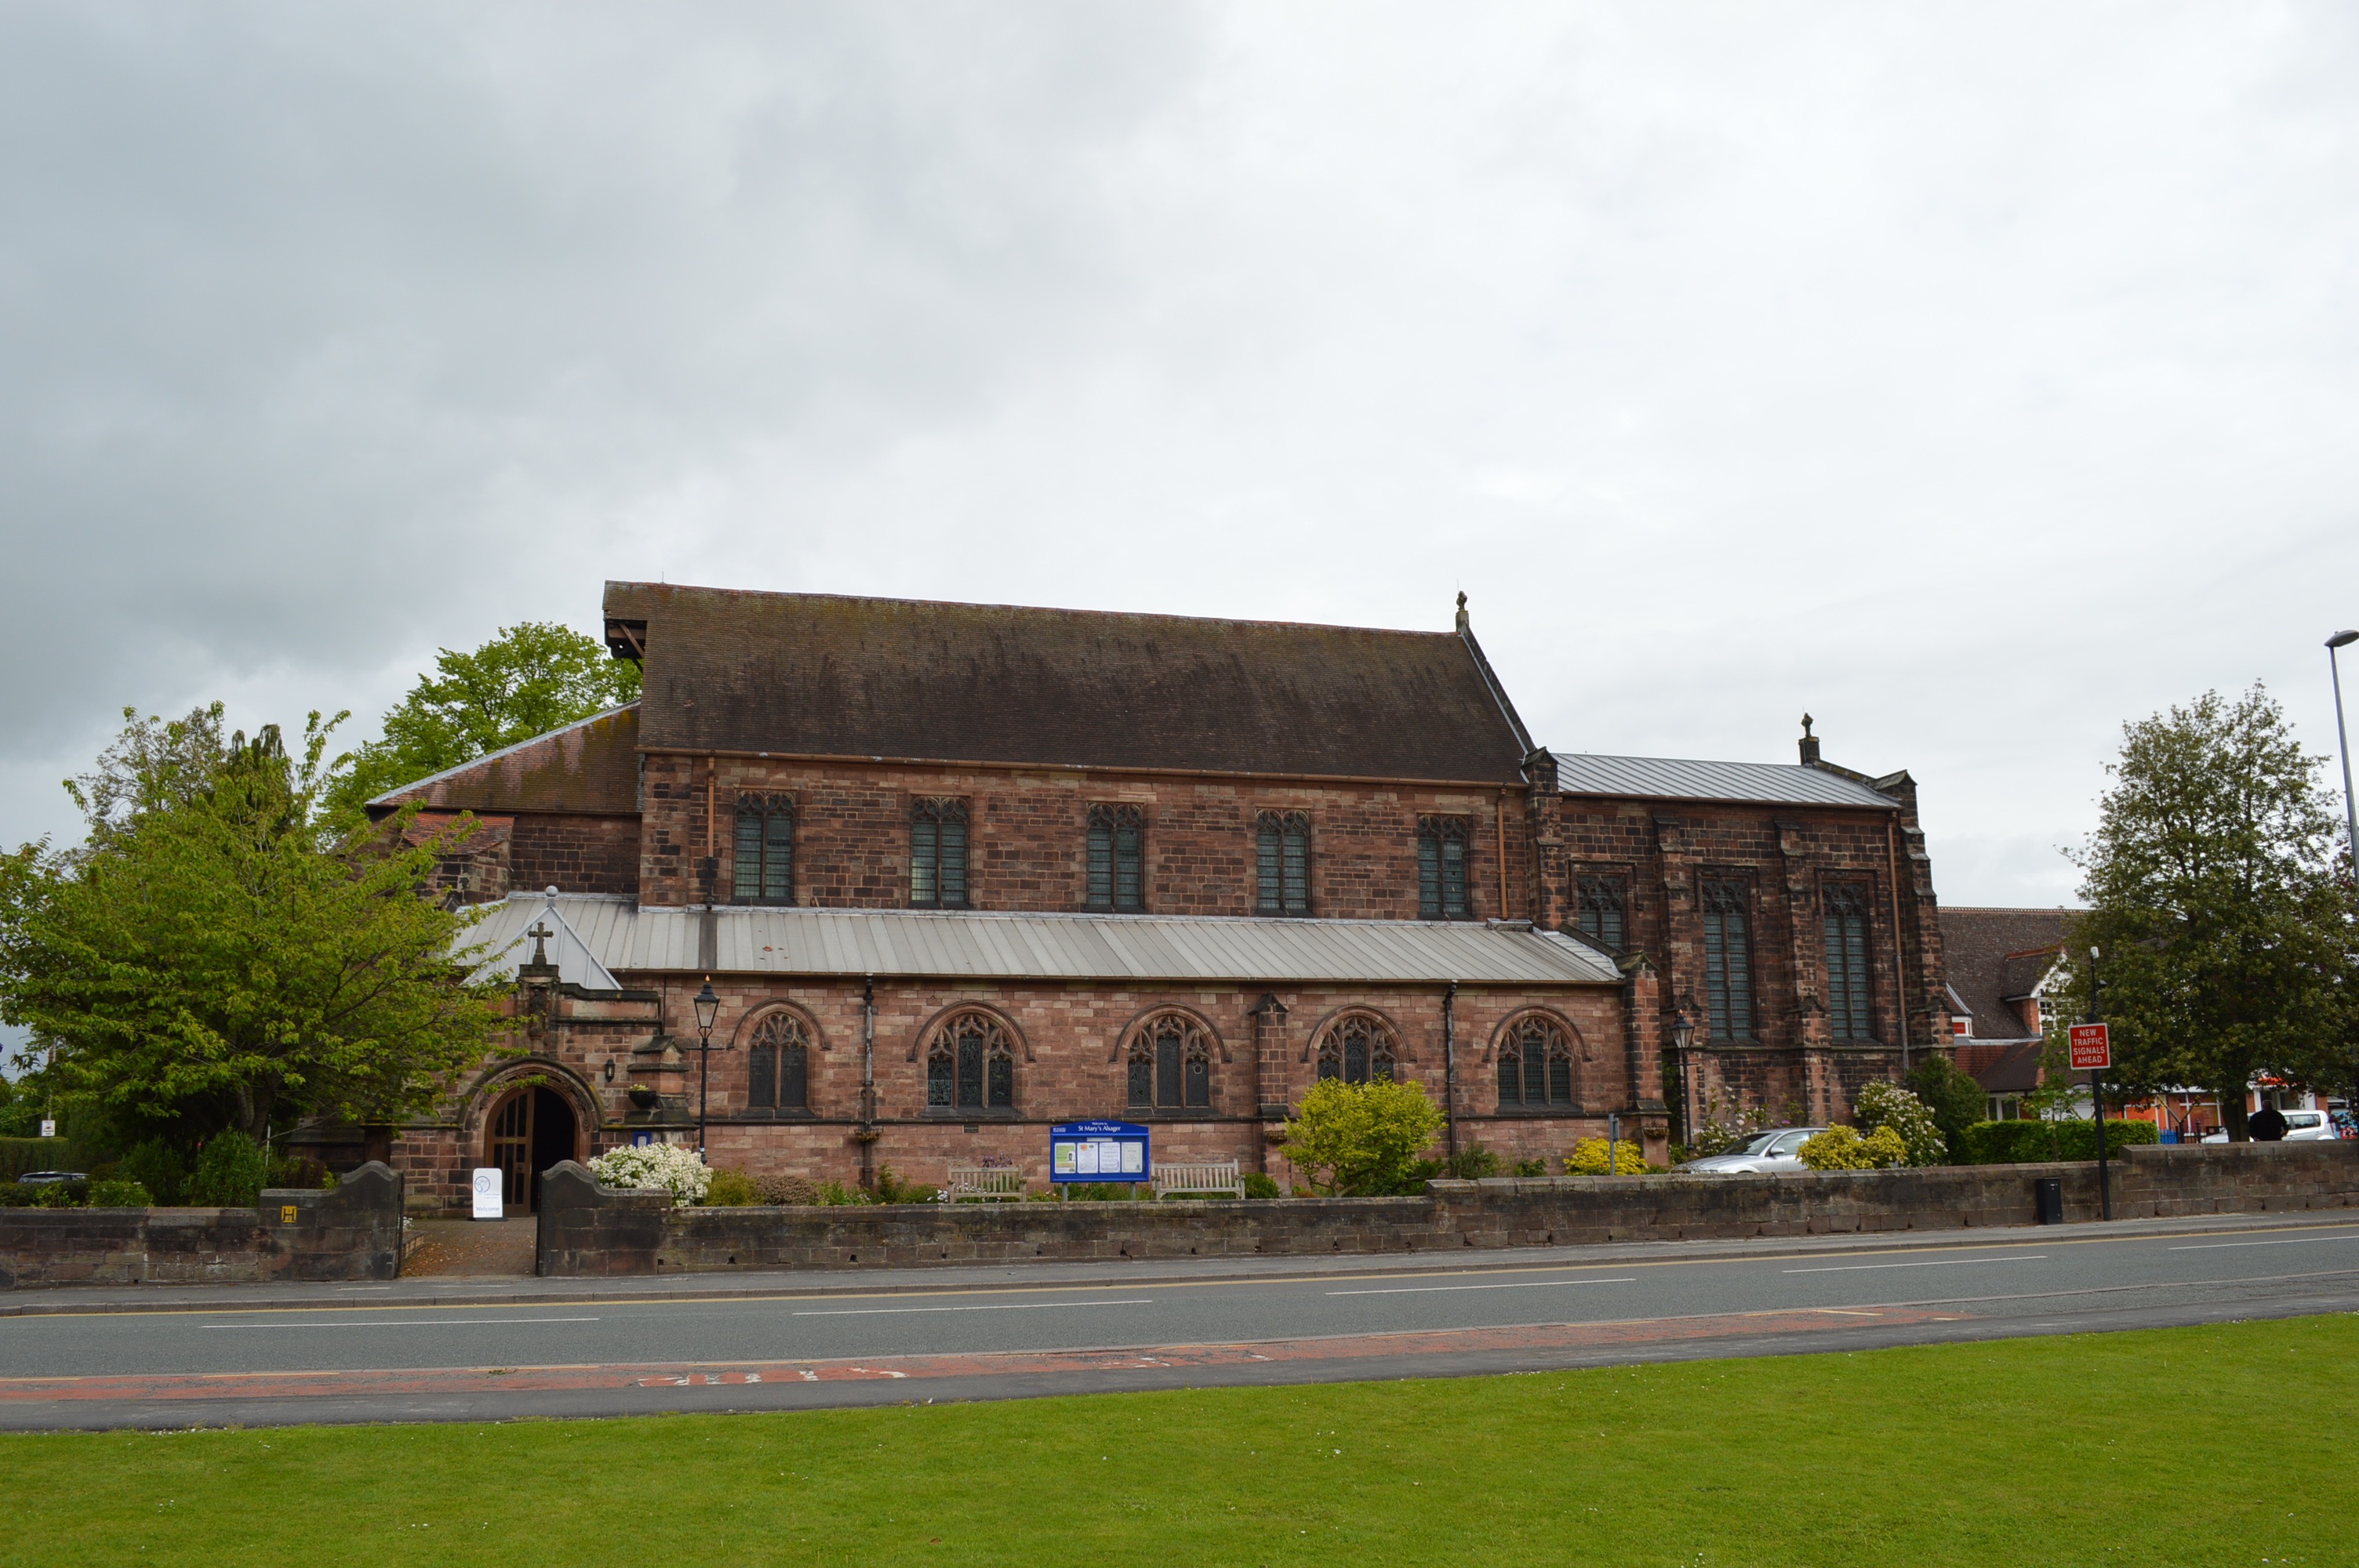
[1496,1014,1574,1109]
[1126,1013,1213,1109]
[926,1011,1016,1112]
[1315,1015,1398,1086]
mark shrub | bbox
[1512,1158,1549,1178]
[1280,1078,1446,1196]
[88,1179,152,1207]
[1854,1082,1946,1167]
[587,1142,711,1205]
[813,1179,872,1206]
[268,1152,334,1191]
[31,1179,91,1207]
[1907,1054,1986,1155]
[1241,1171,1282,1200]
[1566,1138,1648,1175]
[1798,1125,1909,1171]
[703,1168,761,1207]
[1056,1181,1138,1202]
[188,1132,270,1207]
[1445,1141,1501,1180]
[1957,1118,2161,1163]
[872,1164,940,1204]
[754,1173,822,1205]
[119,1140,189,1205]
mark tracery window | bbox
[1087,804,1145,912]
[1417,815,1471,920]
[1496,1014,1575,1109]
[732,795,794,905]
[1701,878,1755,1040]
[1576,874,1627,949]
[911,798,969,909]
[1315,1014,1398,1086]
[1823,883,1873,1042]
[745,1011,810,1112]
[925,1011,1016,1112]
[1126,1012,1213,1110]
[1256,811,1310,916]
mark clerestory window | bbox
[732,795,794,905]
[1823,883,1873,1042]
[911,798,969,909]
[1416,815,1472,920]
[1256,811,1310,916]
[1701,878,1755,1040]
[1087,804,1145,912]
[1576,874,1628,949]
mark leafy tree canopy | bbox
[2055,684,2356,1138]
[326,622,639,822]
[0,706,506,1149]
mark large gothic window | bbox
[1576,874,1627,949]
[911,798,969,909]
[745,1011,810,1112]
[1701,878,1755,1041]
[732,794,794,905]
[1256,811,1310,916]
[1316,1014,1398,1086]
[1417,816,1471,920]
[926,1011,1016,1112]
[1496,1014,1575,1109]
[1823,883,1873,1042]
[1126,1013,1213,1109]
[1088,804,1145,911]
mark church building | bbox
[361,583,1950,1213]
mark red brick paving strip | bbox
[0,1306,1968,1406]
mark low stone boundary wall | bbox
[535,1142,2359,1278]
[0,1162,405,1289]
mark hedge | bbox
[0,1137,95,1181]
[1957,1119,2161,1164]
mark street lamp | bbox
[1670,1010,1696,1148]
[692,977,726,1162]
[2329,631,2359,884]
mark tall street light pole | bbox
[2330,631,2359,880]
[692,977,724,1162]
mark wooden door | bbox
[490,1091,534,1210]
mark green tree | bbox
[0,707,507,1148]
[2059,685,2355,1140]
[1280,1078,1445,1196]
[326,622,639,820]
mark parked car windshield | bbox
[2284,1112,2323,1128]
[1726,1132,1783,1157]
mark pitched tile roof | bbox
[1940,906,2072,1044]
[605,583,1532,783]
[369,703,640,815]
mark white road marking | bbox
[1327,1277,1635,1296]
[1784,1254,2045,1274]
[791,1299,1153,1316]
[2168,1234,2359,1250]
[203,1317,601,1329]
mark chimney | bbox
[1798,713,1822,768]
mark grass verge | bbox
[5,1314,2354,1566]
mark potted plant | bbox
[627,1083,661,1109]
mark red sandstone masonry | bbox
[534,1142,2358,1277]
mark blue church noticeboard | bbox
[1050,1120,1151,1184]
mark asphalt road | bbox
[5,1218,2356,1428]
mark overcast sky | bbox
[4,1,2357,911]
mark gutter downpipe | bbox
[1885,817,1910,1076]
[1441,981,1459,1162]
[859,975,878,1192]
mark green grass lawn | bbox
[7,1315,2354,1567]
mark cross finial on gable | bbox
[1454,590,1470,633]
[527,921,554,968]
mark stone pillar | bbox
[1250,993,1291,1175]
[1523,749,1568,931]
[1777,820,1832,1054]
[1619,954,1667,1114]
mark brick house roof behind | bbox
[1940,906,2072,1044]
[603,582,1534,783]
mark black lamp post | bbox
[692,977,725,1162]
[1671,1009,1696,1148]
[2329,631,2358,1120]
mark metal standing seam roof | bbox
[465,895,1626,987]
[1551,751,1899,810]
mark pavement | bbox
[2,1209,2354,1428]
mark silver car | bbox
[1678,1127,1826,1174]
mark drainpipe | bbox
[859,975,878,1192]
[1441,981,1459,1161]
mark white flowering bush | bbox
[1852,1081,1947,1167]
[589,1142,712,1205]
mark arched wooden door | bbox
[487,1086,578,1214]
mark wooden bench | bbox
[1150,1160,1245,1200]
[943,1164,1026,1202]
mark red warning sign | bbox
[2069,1023,2111,1072]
